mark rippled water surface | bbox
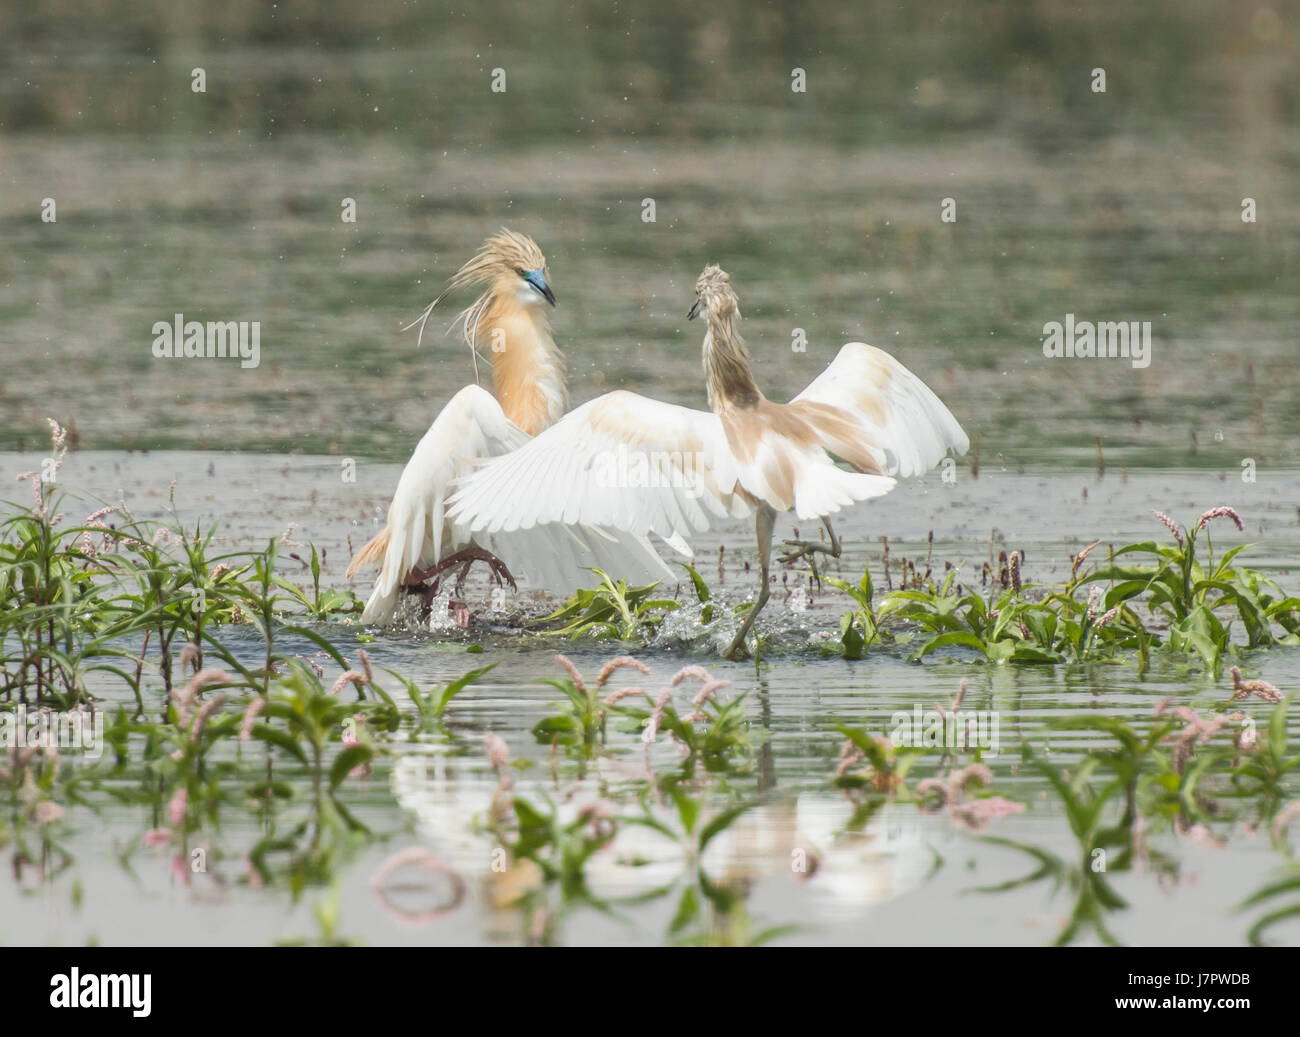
[3,450,1298,945]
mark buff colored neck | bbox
[702,299,762,411]
[479,288,567,437]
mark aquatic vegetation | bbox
[609,664,755,774]
[966,687,1300,945]
[493,790,619,941]
[398,661,498,733]
[279,544,361,620]
[833,724,922,797]
[914,763,1025,830]
[1076,508,1300,673]
[626,778,791,946]
[678,562,716,625]
[967,746,1140,946]
[1239,863,1300,947]
[530,653,650,755]
[830,681,1020,835]
[473,731,620,944]
[537,568,680,640]
[1228,693,1300,799]
[3,433,1298,947]
[826,567,883,660]
[2,503,356,718]
[822,507,1300,677]
[531,656,753,774]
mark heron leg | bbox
[724,506,776,661]
[407,545,518,592]
[777,516,841,589]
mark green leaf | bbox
[280,625,350,670]
[679,562,712,604]
[669,886,700,933]
[432,663,498,717]
[699,805,751,851]
[908,630,990,662]
[329,745,373,789]
[247,723,309,765]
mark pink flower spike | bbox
[357,648,375,686]
[595,656,651,687]
[484,733,510,769]
[172,668,230,727]
[168,787,188,827]
[239,697,266,740]
[1151,510,1185,547]
[330,670,367,696]
[950,763,993,793]
[951,796,1026,831]
[602,686,646,707]
[1197,506,1244,533]
[692,678,731,706]
[1230,666,1283,703]
[642,689,674,745]
[834,739,865,779]
[554,654,587,692]
[951,677,968,713]
[142,828,172,848]
[670,665,711,687]
[189,694,227,742]
[178,642,201,675]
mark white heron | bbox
[347,230,677,624]
[448,264,969,658]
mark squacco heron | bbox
[448,263,969,659]
[347,230,676,624]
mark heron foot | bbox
[407,547,518,593]
[777,539,834,586]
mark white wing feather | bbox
[361,385,678,623]
[794,342,969,477]
[448,390,751,541]
[447,346,967,562]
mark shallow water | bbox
[3,450,1298,945]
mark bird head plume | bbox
[688,264,741,323]
[688,264,760,408]
[403,229,556,381]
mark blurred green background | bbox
[1,0,1296,469]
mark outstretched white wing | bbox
[364,385,522,616]
[793,342,969,477]
[357,385,679,623]
[448,390,752,541]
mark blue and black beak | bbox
[687,297,702,320]
[522,268,557,306]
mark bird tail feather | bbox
[346,526,392,580]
